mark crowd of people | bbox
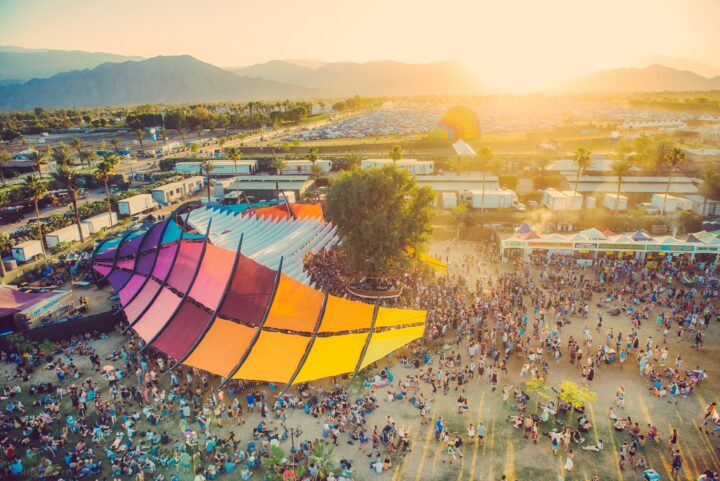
[0,241,718,481]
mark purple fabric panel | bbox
[133,288,182,341]
[95,248,116,260]
[118,275,146,306]
[107,270,130,292]
[218,255,276,326]
[142,220,167,251]
[94,265,112,277]
[118,233,146,258]
[166,241,204,294]
[187,244,235,311]
[150,301,211,360]
[152,244,179,281]
[123,278,162,325]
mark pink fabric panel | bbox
[152,244,179,281]
[118,275,146,306]
[123,278,162,325]
[94,265,111,276]
[132,288,182,341]
[116,259,135,270]
[165,241,204,293]
[150,301,211,360]
[188,244,236,310]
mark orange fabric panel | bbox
[253,203,323,221]
[361,325,425,369]
[294,333,367,383]
[234,331,309,383]
[374,306,426,329]
[318,295,374,333]
[183,318,255,376]
[263,274,323,332]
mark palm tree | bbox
[572,147,592,211]
[661,146,685,215]
[32,146,49,178]
[81,150,98,168]
[699,165,720,216]
[200,160,215,202]
[50,164,84,242]
[389,145,403,163]
[217,135,226,155]
[110,137,120,152]
[95,159,116,226]
[52,142,73,167]
[228,147,242,191]
[24,175,48,257]
[534,155,551,188]
[0,231,10,278]
[134,129,145,150]
[610,159,634,211]
[0,150,10,186]
[178,128,187,144]
[477,146,493,214]
[270,158,287,175]
[70,137,83,161]
[306,147,319,164]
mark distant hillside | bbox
[0,45,143,82]
[232,60,480,96]
[0,55,315,110]
[569,64,720,92]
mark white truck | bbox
[460,189,523,210]
[604,193,628,211]
[81,212,118,234]
[45,223,91,248]
[117,194,158,216]
[11,240,44,263]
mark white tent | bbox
[453,139,476,157]
[579,228,606,240]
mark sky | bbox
[1,0,719,92]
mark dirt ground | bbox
[3,240,719,481]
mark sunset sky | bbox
[1,0,718,92]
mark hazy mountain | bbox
[232,59,480,96]
[0,55,314,110]
[645,56,720,79]
[568,64,720,92]
[0,45,144,81]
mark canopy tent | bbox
[93,212,425,385]
[0,287,59,318]
[452,139,476,157]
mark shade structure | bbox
[93,210,426,385]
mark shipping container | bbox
[117,194,158,216]
[45,223,91,248]
[81,212,118,233]
[11,240,43,263]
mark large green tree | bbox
[326,166,434,277]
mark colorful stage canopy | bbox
[92,210,426,384]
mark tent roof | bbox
[452,139,476,157]
[579,228,606,240]
[0,287,58,318]
[631,230,653,241]
[516,223,533,234]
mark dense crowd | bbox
[0,243,719,481]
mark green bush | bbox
[499,174,519,190]
[532,174,564,190]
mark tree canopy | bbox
[326,165,434,277]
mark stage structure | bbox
[92,203,426,384]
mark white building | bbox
[542,189,583,210]
[151,176,205,205]
[603,193,628,211]
[281,160,332,175]
[685,194,720,217]
[566,175,699,195]
[360,158,434,175]
[175,161,258,176]
[651,194,693,214]
[459,189,523,210]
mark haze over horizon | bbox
[2,0,719,93]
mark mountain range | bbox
[568,64,720,92]
[1,45,720,110]
[0,45,143,83]
[230,59,480,96]
[0,55,313,110]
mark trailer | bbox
[11,240,43,263]
[151,176,204,205]
[45,223,91,248]
[281,160,332,175]
[117,194,158,216]
[441,192,457,209]
[81,212,118,234]
[175,161,257,176]
[651,194,692,214]
[604,193,628,211]
[460,189,520,209]
[542,188,582,210]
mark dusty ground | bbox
[3,240,719,481]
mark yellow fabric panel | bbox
[318,295,374,333]
[263,274,324,332]
[374,306,426,329]
[184,318,255,377]
[294,333,367,383]
[234,331,309,383]
[418,252,447,274]
[361,325,425,369]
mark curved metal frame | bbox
[350,303,380,381]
